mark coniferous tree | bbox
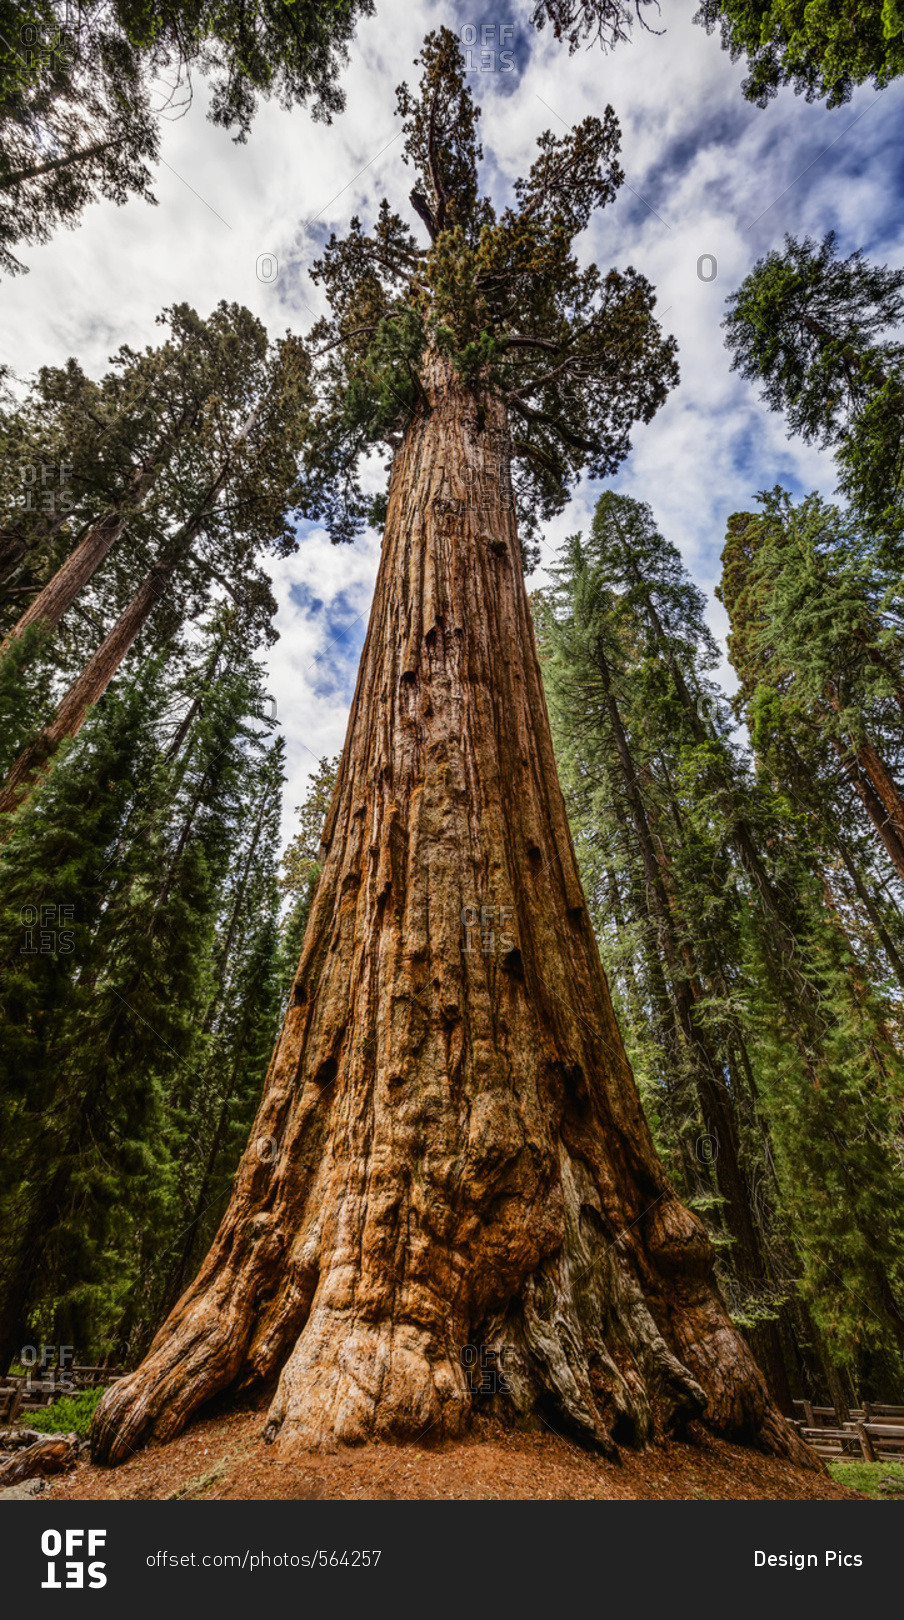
[0,0,374,275]
[92,30,807,1471]
[531,0,904,107]
[724,235,904,550]
[0,611,300,1369]
[694,0,904,106]
[720,492,904,888]
[0,315,312,813]
[537,491,904,1401]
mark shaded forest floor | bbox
[45,1402,863,1501]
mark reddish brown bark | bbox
[91,355,814,1468]
[0,420,250,817]
[0,547,180,815]
[0,454,164,657]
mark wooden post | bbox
[802,1399,815,1428]
[855,1421,877,1462]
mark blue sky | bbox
[2,0,902,842]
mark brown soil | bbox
[48,1403,858,1501]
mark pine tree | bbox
[0,653,176,1367]
[695,0,904,106]
[0,613,298,1368]
[720,492,904,887]
[538,490,904,1399]
[0,316,312,813]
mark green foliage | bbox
[724,234,904,549]
[29,1386,103,1437]
[530,0,904,108]
[827,1459,904,1497]
[538,488,904,1397]
[281,754,340,893]
[0,614,299,1366]
[695,0,904,106]
[717,492,904,1373]
[0,300,313,777]
[301,27,677,550]
[0,0,374,274]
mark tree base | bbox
[91,1146,817,1472]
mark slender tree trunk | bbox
[833,737,904,884]
[0,137,128,189]
[832,831,904,991]
[0,546,182,814]
[92,353,812,1468]
[593,639,766,1290]
[856,736,904,849]
[0,412,253,816]
[1,451,166,657]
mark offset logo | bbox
[41,1530,107,1589]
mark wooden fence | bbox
[0,1366,124,1424]
[792,1400,904,1463]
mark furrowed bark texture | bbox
[92,356,815,1469]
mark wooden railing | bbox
[0,1366,125,1423]
[791,1400,904,1462]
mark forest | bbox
[0,0,903,1501]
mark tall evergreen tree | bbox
[531,0,904,106]
[0,314,312,813]
[720,491,904,887]
[538,490,904,1398]
[92,29,807,1471]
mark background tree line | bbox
[0,290,326,1372]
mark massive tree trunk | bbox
[91,354,814,1469]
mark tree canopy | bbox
[0,0,374,274]
[695,0,904,106]
[724,232,904,551]
[298,25,678,558]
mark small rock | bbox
[0,1477,46,1500]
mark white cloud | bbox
[4,0,902,842]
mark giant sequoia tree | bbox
[92,30,809,1467]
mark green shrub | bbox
[27,1388,104,1439]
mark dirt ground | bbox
[46,1403,861,1501]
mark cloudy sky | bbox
[3,0,902,844]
